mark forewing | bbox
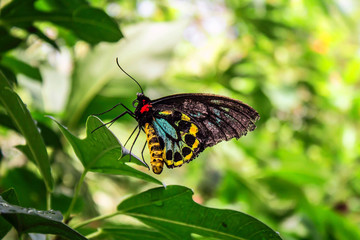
[151,93,260,148]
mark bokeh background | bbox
[1,0,360,239]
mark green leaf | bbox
[1,56,42,82]
[0,168,46,210]
[0,0,36,28]
[71,6,123,44]
[100,226,169,240]
[0,65,17,85]
[0,113,62,149]
[42,7,123,44]
[0,71,53,191]
[52,115,162,185]
[0,196,88,240]
[117,185,282,240]
[1,0,122,45]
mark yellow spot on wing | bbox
[181,114,190,121]
[189,123,198,135]
[192,139,200,149]
[184,152,193,161]
[159,110,173,115]
[174,160,184,167]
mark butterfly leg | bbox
[91,110,133,133]
[141,140,148,167]
[124,125,139,147]
[128,126,141,163]
[92,103,135,118]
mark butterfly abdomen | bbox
[144,123,164,174]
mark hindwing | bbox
[151,110,202,168]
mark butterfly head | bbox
[134,93,153,124]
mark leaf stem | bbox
[46,190,51,210]
[86,229,103,239]
[64,170,87,222]
[72,211,121,229]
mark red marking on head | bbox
[140,103,151,113]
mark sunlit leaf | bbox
[52,115,162,185]
[118,185,282,240]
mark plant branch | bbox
[72,211,121,229]
[64,170,87,222]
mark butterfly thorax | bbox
[134,93,153,126]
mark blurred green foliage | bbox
[0,0,360,239]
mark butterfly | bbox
[96,59,260,174]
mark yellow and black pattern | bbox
[144,123,164,174]
[153,110,201,169]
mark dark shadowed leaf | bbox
[1,0,122,45]
[0,65,17,85]
[0,27,22,53]
[118,185,282,240]
[0,196,88,240]
[0,168,46,210]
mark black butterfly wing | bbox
[151,93,260,166]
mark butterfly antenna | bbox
[92,103,123,116]
[116,58,144,94]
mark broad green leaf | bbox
[1,56,42,82]
[52,115,162,185]
[99,226,168,240]
[117,185,282,240]
[72,6,123,43]
[0,71,53,191]
[1,0,122,45]
[0,196,88,240]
